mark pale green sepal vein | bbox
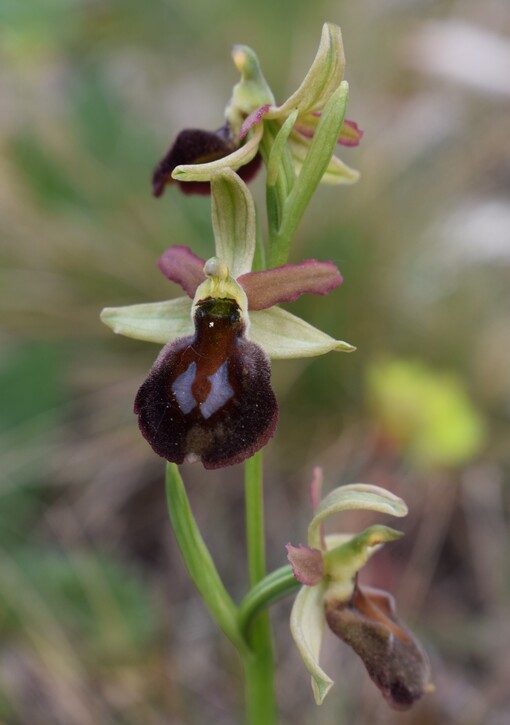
[100,297,193,345]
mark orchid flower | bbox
[101,170,354,468]
[288,469,432,709]
[153,23,361,197]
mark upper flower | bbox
[101,170,354,468]
[287,469,432,709]
[153,23,361,196]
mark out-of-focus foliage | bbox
[1,0,510,723]
[367,358,486,468]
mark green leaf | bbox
[308,484,408,549]
[165,464,248,654]
[211,168,256,278]
[249,306,355,359]
[290,582,333,705]
[100,297,193,344]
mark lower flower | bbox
[288,475,433,709]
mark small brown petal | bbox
[157,246,206,298]
[286,544,324,585]
[325,583,431,711]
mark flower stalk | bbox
[243,452,277,724]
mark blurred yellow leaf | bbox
[367,359,486,468]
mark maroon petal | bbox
[157,246,206,298]
[238,259,343,311]
[152,126,236,198]
[134,297,278,469]
[325,583,431,711]
[286,543,324,585]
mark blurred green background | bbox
[1,1,509,723]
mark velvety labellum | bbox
[134,297,278,469]
[324,584,430,711]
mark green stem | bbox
[238,565,301,640]
[165,463,248,656]
[242,452,277,725]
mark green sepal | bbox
[211,168,256,278]
[267,23,345,119]
[308,483,408,550]
[100,299,354,360]
[249,306,355,359]
[290,582,333,705]
[100,297,193,344]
